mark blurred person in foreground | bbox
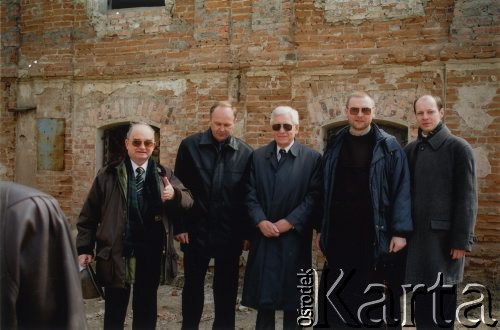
[0,181,87,329]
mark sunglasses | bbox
[131,139,155,148]
[349,107,372,115]
[272,123,293,131]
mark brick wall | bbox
[1,0,498,286]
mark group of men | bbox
[2,92,474,329]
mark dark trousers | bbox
[181,247,240,329]
[315,264,403,329]
[103,232,163,329]
[256,309,300,330]
[413,286,457,329]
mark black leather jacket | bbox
[174,129,253,256]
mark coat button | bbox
[420,146,425,151]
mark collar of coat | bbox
[105,157,166,176]
[418,124,451,151]
[198,129,240,150]
[103,157,167,198]
[264,139,301,159]
[0,181,49,207]
[326,124,399,159]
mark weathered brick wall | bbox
[1,0,498,286]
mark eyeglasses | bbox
[131,139,155,148]
[349,107,372,115]
[272,123,293,131]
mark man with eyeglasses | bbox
[76,122,193,330]
[404,95,476,328]
[242,105,322,329]
[316,91,412,328]
[173,101,253,329]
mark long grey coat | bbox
[404,125,477,286]
[241,140,322,311]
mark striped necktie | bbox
[278,149,287,163]
[136,167,145,208]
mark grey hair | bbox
[270,106,299,125]
[126,122,155,139]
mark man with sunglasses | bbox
[242,106,322,329]
[173,101,253,329]
[76,122,193,330]
[316,91,412,328]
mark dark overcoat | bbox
[174,130,253,256]
[76,159,193,287]
[241,140,322,311]
[404,125,477,286]
[319,125,413,266]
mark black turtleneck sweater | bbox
[328,129,376,283]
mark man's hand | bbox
[161,176,175,201]
[389,236,406,253]
[257,220,280,238]
[315,232,321,251]
[79,254,93,268]
[175,232,189,244]
[450,248,466,260]
[275,219,293,234]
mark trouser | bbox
[315,264,403,329]
[181,247,240,329]
[103,227,163,330]
[256,309,300,330]
[413,285,457,329]
[103,262,161,330]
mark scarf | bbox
[123,158,163,258]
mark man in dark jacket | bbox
[405,95,477,328]
[174,101,253,329]
[77,122,193,330]
[241,105,323,329]
[316,91,412,328]
[0,181,87,329]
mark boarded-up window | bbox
[109,0,165,9]
[37,118,65,171]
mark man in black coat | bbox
[405,95,477,328]
[241,105,323,329]
[174,101,253,329]
[316,91,412,329]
